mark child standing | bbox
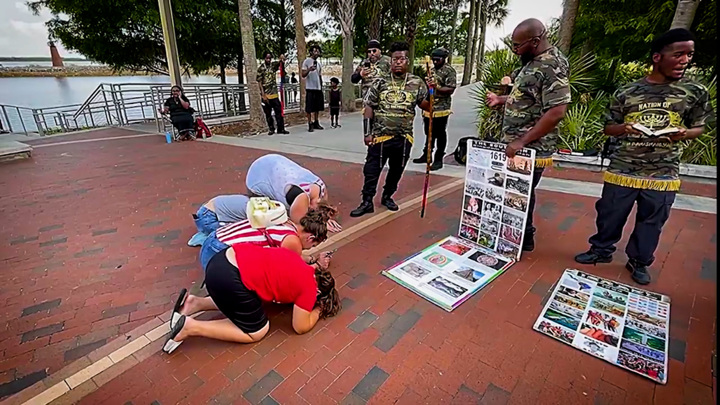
[329,77,341,128]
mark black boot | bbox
[522,232,535,252]
[574,250,613,265]
[626,259,651,285]
[350,200,374,217]
[381,195,399,211]
[308,123,314,132]
[313,121,324,130]
[268,129,275,136]
[430,151,444,171]
[278,129,289,135]
[412,153,430,164]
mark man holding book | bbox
[575,29,714,285]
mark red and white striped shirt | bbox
[216,220,298,247]
[298,180,326,199]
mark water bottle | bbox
[165,131,172,144]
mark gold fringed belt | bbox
[373,134,414,145]
[603,171,681,191]
[534,156,554,169]
[422,110,452,118]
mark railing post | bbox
[1,106,13,133]
[32,109,45,136]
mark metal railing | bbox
[1,80,360,136]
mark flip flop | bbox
[163,315,186,354]
[170,288,187,330]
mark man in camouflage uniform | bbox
[412,47,457,171]
[486,19,571,251]
[352,39,392,135]
[575,29,714,285]
[350,41,431,217]
[257,52,289,135]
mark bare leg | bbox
[179,295,218,316]
[175,317,269,343]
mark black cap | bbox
[431,48,449,59]
[367,39,381,50]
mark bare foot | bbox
[179,294,199,316]
[174,317,194,342]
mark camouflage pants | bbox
[588,183,676,266]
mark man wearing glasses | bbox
[412,47,457,171]
[352,40,391,136]
[485,18,571,252]
[350,41,432,217]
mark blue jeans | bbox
[194,206,220,235]
[199,231,229,272]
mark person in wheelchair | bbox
[160,85,195,140]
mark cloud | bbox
[9,20,47,36]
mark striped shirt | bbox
[216,220,298,247]
[298,179,326,199]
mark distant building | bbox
[48,41,64,67]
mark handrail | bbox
[71,83,105,120]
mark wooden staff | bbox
[420,55,435,218]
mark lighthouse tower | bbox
[48,41,64,67]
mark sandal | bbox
[170,288,187,330]
[163,315,186,354]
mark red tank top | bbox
[216,220,298,247]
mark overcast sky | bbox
[0,0,562,58]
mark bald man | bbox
[486,18,571,252]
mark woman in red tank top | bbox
[163,244,340,353]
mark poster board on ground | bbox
[533,269,670,384]
[382,236,514,311]
[460,140,536,261]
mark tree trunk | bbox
[292,0,307,111]
[280,0,287,54]
[406,10,419,69]
[236,53,247,112]
[341,34,355,112]
[670,0,701,29]
[461,0,477,85]
[557,0,580,54]
[237,0,265,132]
[220,63,229,112]
[474,1,487,82]
[468,0,481,82]
[448,0,460,64]
[368,2,382,40]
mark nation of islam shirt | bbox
[422,63,457,118]
[364,73,428,144]
[257,62,281,99]
[604,77,714,191]
[502,46,571,166]
[354,55,391,98]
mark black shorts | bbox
[205,248,268,333]
[330,106,340,116]
[305,90,325,113]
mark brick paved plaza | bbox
[0,128,715,404]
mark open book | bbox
[632,123,680,137]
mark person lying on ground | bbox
[246,153,341,232]
[198,203,337,272]
[163,244,341,353]
[187,194,252,247]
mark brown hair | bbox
[299,201,338,244]
[314,268,341,319]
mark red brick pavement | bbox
[77,186,715,404]
[0,130,437,400]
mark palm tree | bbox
[461,0,477,85]
[467,0,481,82]
[292,0,307,110]
[360,0,386,40]
[447,0,461,63]
[237,0,265,132]
[405,0,431,68]
[328,0,356,112]
[671,0,701,29]
[474,0,508,81]
[557,0,580,54]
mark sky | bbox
[0,0,563,58]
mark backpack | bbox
[453,136,480,165]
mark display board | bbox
[533,269,670,384]
[382,236,514,311]
[460,140,536,260]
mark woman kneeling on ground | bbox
[198,203,336,271]
[163,244,341,352]
[187,194,252,246]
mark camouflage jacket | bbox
[606,78,714,183]
[257,61,280,97]
[501,46,571,157]
[424,63,457,116]
[357,55,391,97]
[365,73,428,142]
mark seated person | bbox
[246,154,341,232]
[160,85,194,137]
[187,194,252,247]
[163,244,341,353]
[198,203,336,272]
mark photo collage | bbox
[383,236,513,311]
[461,140,535,260]
[533,270,670,384]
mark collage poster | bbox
[460,140,536,260]
[533,269,671,384]
[382,236,514,311]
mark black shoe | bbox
[412,155,429,164]
[381,196,399,211]
[268,130,275,136]
[278,130,289,134]
[308,124,314,132]
[430,161,443,171]
[350,200,374,217]
[336,124,342,128]
[626,260,651,285]
[522,235,535,252]
[313,122,324,130]
[574,250,613,265]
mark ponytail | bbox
[314,268,341,319]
